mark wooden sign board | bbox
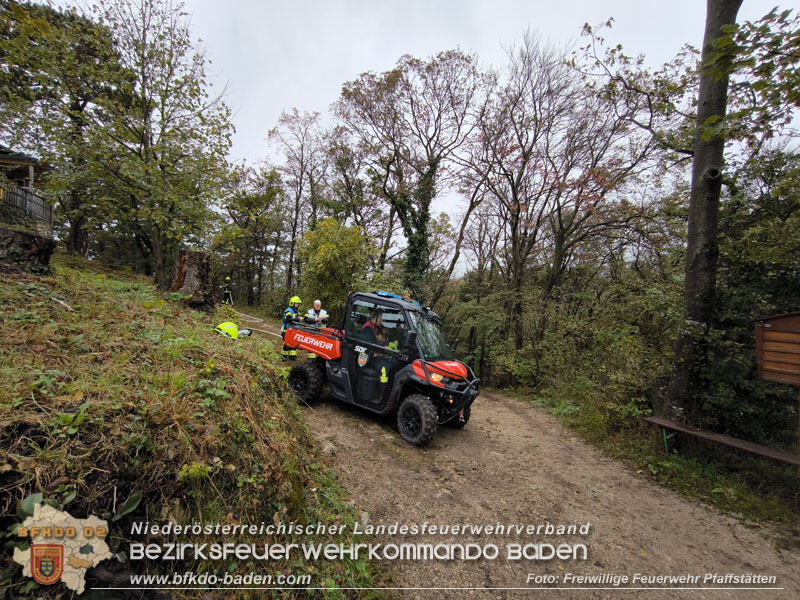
[755,312,800,386]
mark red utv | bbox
[283,291,480,446]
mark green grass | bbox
[0,253,385,599]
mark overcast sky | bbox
[185,0,785,168]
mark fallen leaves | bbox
[8,454,36,471]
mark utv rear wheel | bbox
[445,405,471,429]
[288,362,323,404]
[397,394,438,447]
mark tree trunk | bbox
[246,262,255,305]
[257,250,264,304]
[170,250,214,312]
[667,0,743,417]
[479,338,487,384]
[512,278,524,351]
[509,204,524,351]
[269,238,280,293]
[286,191,301,292]
[430,188,483,308]
[151,223,168,289]
[401,161,437,302]
[309,173,319,231]
[66,214,89,257]
[377,205,397,272]
[64,107,89,257]
[404,216,430,301]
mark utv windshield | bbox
[409,311,453,361]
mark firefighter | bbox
[222,276,233,305]
[361,310,387,345]
[304,299,329,359]
[281,296,303,360]
[361,310,391,385]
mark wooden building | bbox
[754,312,800,387]
[0,146,53,236]
[0,145,39,188]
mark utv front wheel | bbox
[397,394,438,447]
[288,362,323,404]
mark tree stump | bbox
[0,226,56,274]
[170,250,214,312]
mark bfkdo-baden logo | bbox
[14,502,113,594]
[31,544,64,585]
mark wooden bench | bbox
[644,416,800,467]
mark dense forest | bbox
[2,0,799,454]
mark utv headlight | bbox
[429,372,444,385]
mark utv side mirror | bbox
[450,338,460,353]
[406,331,417,348]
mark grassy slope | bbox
[0,254,382,599]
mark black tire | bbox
[445,405,471,429]
[397,394,438,447]
[288,362,324,404]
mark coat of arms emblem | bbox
[32,545,63,585]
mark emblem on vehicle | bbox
[354,345,367,352]
[358,351,368,367]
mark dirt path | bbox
[301,390,800,599]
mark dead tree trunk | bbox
[170,250,214,312]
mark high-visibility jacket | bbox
[282,306,301,333]
[306,308,328,326]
